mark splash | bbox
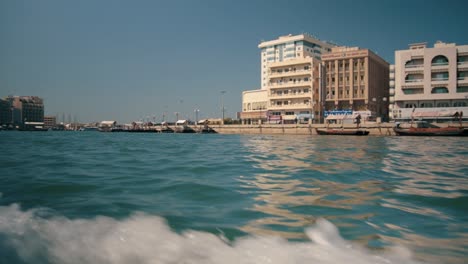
[0,204,420,264]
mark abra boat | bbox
[315,128,369,136]
[393,121,466,136]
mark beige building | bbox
[240,90,268,124]
[44,115,57,129]
[241,34,335,124]
[322,47,389,120]
[392,41,468,120]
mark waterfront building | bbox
[44,115,57,129]
[6,96,44,125]
[241,34,335,124]
[0,98,12,125]
[258,34,335,90]
[240,89,268,124]
[392,41,468,121]
[322,47,390,121]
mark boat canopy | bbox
[100,121,116,126]
[176,120,188,125]
[197,119,208,124]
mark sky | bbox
[1,0,467,123]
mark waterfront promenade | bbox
[205,122,467,136]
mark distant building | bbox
[7,96,44,124]
[240,89,268,124]
[44,115,57,129]
[392,41,468,121]
[0,98,12,125]
[322,46,389,121]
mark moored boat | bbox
[393,121,467,136]
[315,128,369,136]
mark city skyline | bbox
[1,0,467,123]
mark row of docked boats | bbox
[315,121,467,136]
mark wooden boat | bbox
[315,128,369,136]
[393,121,467,136]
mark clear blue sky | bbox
[1,0,467,123]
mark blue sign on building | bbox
[323,110,353,117]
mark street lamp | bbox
[174,112,179,122]
[194,109,199,125]
[220,91,226,125]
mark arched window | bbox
[431,87,449,93]
[247,103,251,110]
[431,55,449,65]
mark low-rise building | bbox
[44,115,57,129]
[392,41,468,121]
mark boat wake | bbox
[0,204,422,264]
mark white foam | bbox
[0,204,421,264]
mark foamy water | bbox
[0,132,466,263]
[0,204,420,264]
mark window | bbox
[283,101,289,105]
[303,89,309,93]
[431,87,449,94]
[285,111,294,115]
[453,102,467,107]
[420,102,433,108]
[431,55,449,65]
[436,102,450,107]
[457,86,468,93]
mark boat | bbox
[197,127,217,134]
[393,121,467,136]
[315,128,369,136]
[174,120,196,133]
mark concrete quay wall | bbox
[207,123,396,136]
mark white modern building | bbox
[258,34,335,90]
[392,41,468,121]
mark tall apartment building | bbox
[322,47,389,120]
[392,41,468,120]
[240,34,336,124]
[258,34,335,90]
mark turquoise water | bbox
[0,131,467,264]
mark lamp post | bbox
[194,109,199,125]
[372,97,387,122]
[220,91,226,125]
[175,112,179,122]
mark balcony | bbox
[458,77,468,85]
[268,81,313,89]
[402,79,424,88]
[404,64,424,72]
[431,77,449,86]
[458,61,468,70]
[269,92,312,99]
[269,103,312,110]
[269,70,312,78]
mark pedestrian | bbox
[355,114,362,128]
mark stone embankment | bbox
[205,122,397,136]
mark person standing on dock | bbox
[355,114,361,128]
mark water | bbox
[0,131,467,264]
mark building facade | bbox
[240,34,335,124]
[240,90,268,124]
[258,34,335,90]
[44,115,57,129]
[0,98,12,125]
[322,47,390,121]
[7,96,45,124]
[392,42,468,120]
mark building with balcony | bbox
[322,47,390,121]
[258,34,335,90]
[392,41,468,120]
[240,34,335,124]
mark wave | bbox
[0,204,422,264]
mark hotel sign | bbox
[322,50,368,59]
